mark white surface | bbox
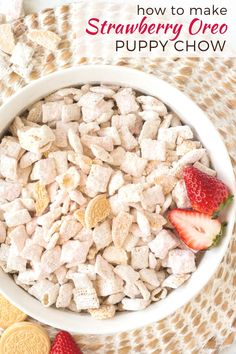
[0,65,235,334]
[2,0,235,350]
[24,0,74,13]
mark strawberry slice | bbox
[50,331,83,354]
[183,166,233,216]
[168,209,223,250]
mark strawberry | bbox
[183,166,232,216]
[50,331,83,354]
[168,209,224,250]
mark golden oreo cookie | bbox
[0,322,51,354]
[0,294,27,329]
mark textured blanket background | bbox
[0,1,235,353]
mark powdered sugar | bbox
[0,83,215,319]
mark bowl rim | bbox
[0,65,235,334]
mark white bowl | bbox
[0,66,235,334]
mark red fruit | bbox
[50,331,83,354]
[183,166,232,216]
[168,209,223,250]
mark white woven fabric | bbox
[0,2,235,353]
